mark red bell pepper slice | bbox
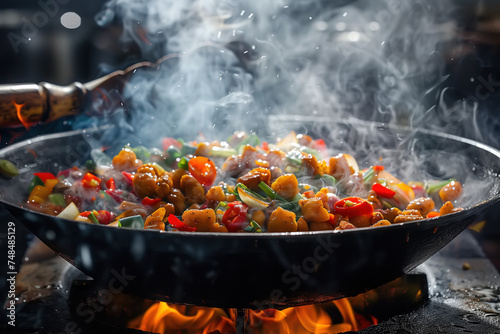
[372,183,396,198]
[121,171,134,186]
[82,173,101,189]
[79,211,91,217]
[34,172,57,184]
[105,189,123,203]
[142,197,162,206]
[373,165,385,172]
[222,202,249,232]
[313,138,327,151]
[333,197,373,217]
[79,210,113,224]
[106,178,116,191]
[167,214,197,232]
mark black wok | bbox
[1,118,499,309]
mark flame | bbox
[13,101,33,130]
[133,303,234,334]
[131,298,375,334]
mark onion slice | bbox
[237,187,270,210]
[57,202,80,220]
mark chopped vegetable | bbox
[28,185,51,204]
[0,159,19,178]
[34,172,57,184]
[87,212,100,224]
[22,131,464,233]
[82,173,101,189]
[188,156,217,186]
[119,215,145,229]
[221,202,249,232]
[106,178,116,191]
[178,157,189,170]
[426,179,455,194]
[142,197,162,206]
[372,183,396,198]
[49,193,66,207]
[85,159,96,172]
[121,171,134,186]
[57,202,80,220]
[167,214,196,232]
[237,186,270,210]
[333,197,374,217]
[258,181,277,200]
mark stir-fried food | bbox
[24,131,463,232]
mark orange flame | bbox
[130,298,375,334]
[13,102,33,130]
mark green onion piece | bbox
[209,147,237,158]
[250,220,261,229]
[178,157,189,170]
[164,147,182,166]
[380,199,394,209]
[235,183,269,202]
[258,181,277,200]
[85,159,96,173]
[132,146,151,163]
[49,193,66,207]
[244,225,256,232]
[286,156,303,166]
[0,159,18,178]
[363,167,375,184]
[180,143,197,156]
[235,134,260,153]
[27,175,44,194]
[277,201,302,215]
[321,174,337,187]
[88,212,100,224]
[119,215,145,229]
[425,179,455,194]
[301,147,321,160]
[215,201,228,211]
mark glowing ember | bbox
[130,298,376,333]
[13,101,33,130]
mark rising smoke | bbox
[91,0,472,144]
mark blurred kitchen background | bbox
[0,0,499,270]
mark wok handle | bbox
[0,54,179,129]
[0,82,87,128]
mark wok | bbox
[1,118,500,309]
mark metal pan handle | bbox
[0,54,179,128]
[0,82,87,128]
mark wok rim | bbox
[1,119,499,239]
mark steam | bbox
[83,0,500,209]
[90,0,472,142]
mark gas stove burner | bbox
[3,230,499,333]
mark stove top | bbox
[1,206,499,334]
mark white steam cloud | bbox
[91,0,472,143]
